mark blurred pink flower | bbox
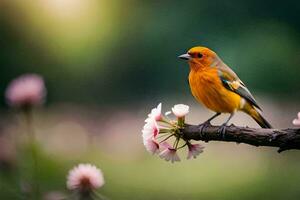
[159,142,180,163]
[5,74,46,108]
[67,164,104,192]
[172,104,189,118]
[187,143,204,159]
[293,112,300,126]
[143,139,160,154]
[145,103,162,122]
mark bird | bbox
[178,46,272,135]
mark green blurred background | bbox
[0,0,300,199]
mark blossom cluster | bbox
[142,103,204,163]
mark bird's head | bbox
[179,46,219,70]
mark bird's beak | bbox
[178,53,191,60]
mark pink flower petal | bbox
[142,119,159,140]
[293,112,300,126]
[146,103,162,122]
[159,142,181,163]
[187,143,204,159]
[293,119,300,126]
[143,139,160,154]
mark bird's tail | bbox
[243,104,272,128]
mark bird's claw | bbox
[198,121,210,135]
[218,124,227,139]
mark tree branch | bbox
[182,124,300,153]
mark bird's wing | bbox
[217,66,262,110]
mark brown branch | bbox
[182,124,300,153]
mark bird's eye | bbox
[197,53,203,58]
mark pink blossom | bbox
[293,112,300,126]
[187,143,204,159]
[142,119,159,140]
[143,139,160,154]
[5,74,46,108]
[142,119,160,154]
[67,164,104,192]
[145,103,162,122]
[172,104,189,118]
[159,142,180,163]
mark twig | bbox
[182,124,300,153]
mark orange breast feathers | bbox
[188,67,242,113]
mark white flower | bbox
[172,104,189,118]
[67,164,104,191]
[145,103,162,122]
[159,142,180,163]
[187,143,204,159]
[292,112,300,126]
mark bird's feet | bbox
[198,121,211,135]
[218,124,227,139]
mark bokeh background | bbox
[0,0,300,199]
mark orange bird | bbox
[179,46,272,135]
